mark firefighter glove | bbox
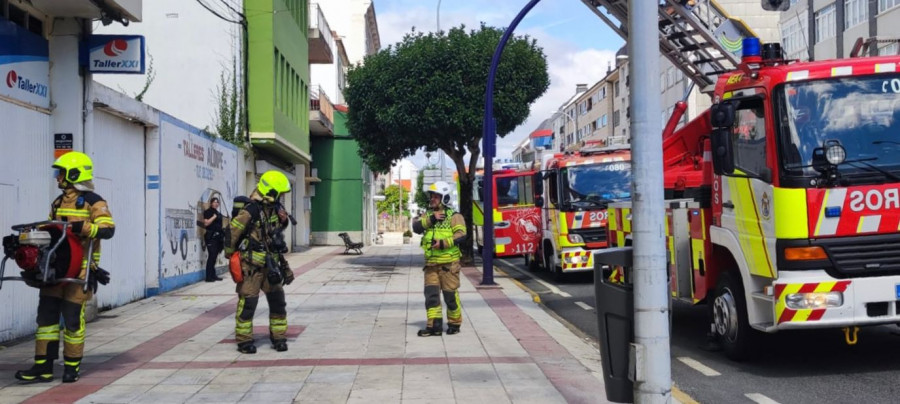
[94,268,111,285]
[279,256,294,285]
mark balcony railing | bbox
[308,3,334,64]
[310,85,335,135]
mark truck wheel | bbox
[544,247,564,282]
[712,272,755,361]
[525,254,540,272]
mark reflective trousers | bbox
[423,261,463,328]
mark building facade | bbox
[780,0,900,61]
[308,1,380,246]
[245,0,313,247]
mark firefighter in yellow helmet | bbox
[15,151,115,384]
[226,170,293,353]
[411,181,466,336]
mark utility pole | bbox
[437,0,448,185]
[629,1,670,402]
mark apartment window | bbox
[844,0,867,30]
[881,0,900,13]
[614,80,620,97]
[613,110,620,127]
[879,42,900,55]
[781,15,808,59]
[601,114,608,128]
[815,4,836,43]
[600,87,607,100]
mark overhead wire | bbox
[195,0,243,25]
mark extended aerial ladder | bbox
[581,0,757,92]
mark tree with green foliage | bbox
[377,184,409,216]
[345,24,549,259]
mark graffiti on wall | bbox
[159,114,238,280]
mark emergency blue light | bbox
[742,37,761,58]
[825,206,842,218]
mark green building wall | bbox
[245,0,310,161]
[310,111,364,244]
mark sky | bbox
[375,0,624,170]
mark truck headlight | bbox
[567,234,584,244]
[565,254,583,264]
[785,291,843,309]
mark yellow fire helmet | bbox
[257,170,291,202]
[52,151,93,184]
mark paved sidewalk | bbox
[0,244,612,404]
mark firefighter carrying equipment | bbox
[257,170,291,203]
[427,181,453,205]
[228,188,291,352]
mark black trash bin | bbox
[593,247,634,403]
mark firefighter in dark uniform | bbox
[412,181,467,336]
[226,170,293,354]
[15,151,115,383]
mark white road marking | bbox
[676,357,721,377]
[745,393,781,404]
[575,301,594,311]
[498,258,572,297]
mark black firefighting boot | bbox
[272,339,288,352]
[62,357,81,383]
[14,356,54,383]
[446,324,461,335]
[417,319,443,337]
[237,341,257,354]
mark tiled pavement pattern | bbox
[0,242,611,403]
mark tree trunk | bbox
[449,151,476,265]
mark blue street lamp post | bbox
[481,0,542,285]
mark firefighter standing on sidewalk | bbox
[15,151,115,384]
[226,170,293,354]
[412,181,467,336]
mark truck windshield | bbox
[561,161,631,209]
[781,74,900,182]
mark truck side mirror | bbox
[533,172,544,194]
[535,196,544,208]
[710,102,736,128]
[711,129,735,175]
[761,0,789,11]
[476,179,484,200]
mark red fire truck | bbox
[608,39,900,360]
[473,164,542,258]
[590,0,900,360]
[530,144,632,279]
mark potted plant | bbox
[403,230,413,244]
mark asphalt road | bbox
[493,256,900,404]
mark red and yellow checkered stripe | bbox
[561,251,592,269]
[606,207,631,283]
[774,280,851,324]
